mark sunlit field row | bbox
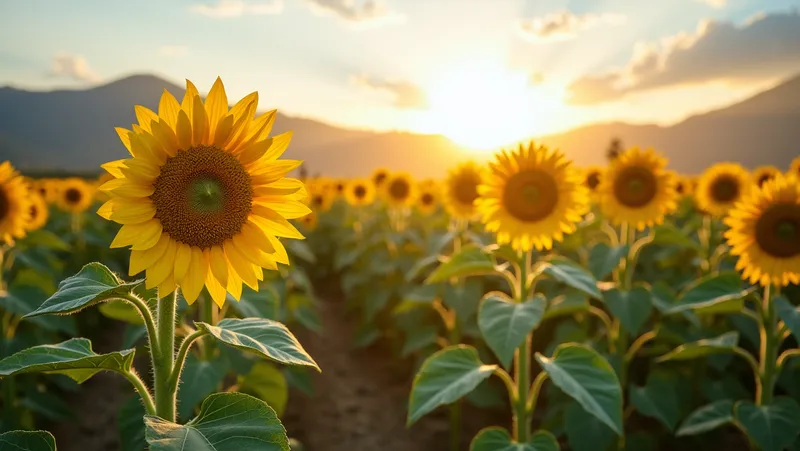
[1,79,800,451]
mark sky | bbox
[1,0,800,149]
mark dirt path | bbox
[282,296,505,451]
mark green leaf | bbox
[405,254,440,282]
[540,258,601,300]
[653,223,701,251]
[470,427,560,451]
[365,289,392,322]
[119,395,147,451]
[240,362,288,417]
[735,398,800,451]
[144,393,289,451]
[543,291,588,319]
[197,318,319,371]
[774,296,800,343]
[233,285,280,320]
[0,287,76,335]
[23,229,70,251]
[284,366,313,397]
[443,279,483,324]
[630,374,680,431]
[676,399,734,436]
[0,430,56,451]
[535,343,623,435]
[407,345,497,426]
[25,263,142,318]
[478,292,546,369]
[565,402,616,451]
[287,294,322,334]
[402,326,439,357]
[286,240,316,263]
[667,272,753,314]
[602,286,652,336]
[99,300,144,325]
[589,243,629,280]
[657,332,739,362]
[177,354,228,421]
[425,244,496,284]
[0,338,134,383]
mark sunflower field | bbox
[1,78,800,451]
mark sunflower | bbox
[476,142,588,251]
[598,148,677,230]
[583,166,603,196]
[26,190,49,231]
[724,174,800,286]
[299,210,318,230]
[696,162,750,217]
[444,162,483,219]
[33,179,58,203]
[345,178,375,206]
[57,178,95,213]
[384,172,416,207]
[371,168,390,189]
[416,183,439,215]
[307,184,334,212]
[98,78,310,307]
[0,162,32,244]
[332,179,347,197]
[675,175,694,197]
[753,166,780,188]
[790,157,800,177]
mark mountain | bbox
[1,73,799,176]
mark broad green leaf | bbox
[119,394,147,451]
[402,326,439,357]
[425,244,496,284]
[589,243,629,280]
[240,362,288,417]
[284,366,313,397]
[233,286,280,320]
[466,378,506,409]
[602,286,652,336]
[0,430,56,451]
[0,287,76,335]
[23,229,70,251]
[286,240,316,263]
[25,263,142,318]
[177,354,228,421]
[535,343,623,435]
[197,318,319,371]
[775,296,800,343]
[565,402,615,451]
[407,345,497,425]
[653,223,701,251]
[478,292,546,369]
[667,272,753,314]
[287,294,322,334]
[364,289,392,322]
[630,374,680,431]
[353,323,381,348]
[470,427,560,451]
[19,390,72,422]
[99,300,144,325]
[735,398,800,451]
[657,332,739,362]
[0,338,134,383]
[540,258,601,300]
[543,291,588,319]
[443,279,483,324]
[676,399,734,436]
[405,255,440,281]
[144,393,289,451]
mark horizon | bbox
[2,0,800,150]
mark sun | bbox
[418,63,561,149]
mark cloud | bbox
[305,0,404,26]
[517,10,626,42]
[697,0,727,8]
[190,0,283,18]
[159,45,189,57]
[567,11,800,105]
[48,53,99,82]
[352,75,428,109]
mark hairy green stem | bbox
[153,290,177,421]
[756,284,778,406]
[201,295,216,359]
[121,293,158,352]
[167,329,207,401]
[124,370,156,415]
[512,251,532,442]
[526,372,549,413]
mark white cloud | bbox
[697,0,727,8]
[517,10,627,42]
[48,53,99,82]
[190,0,283,18]
[305,0,404,27]
[159,45,189,57]
[352,74,428,109]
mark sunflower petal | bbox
[253,198,311,219]
[192,94,209,145]
[207,246,229,287]
[226,265,243,301]
[116,127,133,154]
[251,205,305,239]
[180,246,207,304]
[111,220,162,250]
[176,109,193,150]
[174,242,192,283]
[204,266,228,308]
[106,198,156,224]
[223,240,259,289]
[135,105,159,133]
[205,77,228,141]
[158,89,181,129]
[129,233,171,276]
[250,160,304,186]
[99,178,154,198]
[101,160,127,178]
[146,239,177,289]
[181,80,200,122]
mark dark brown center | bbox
[151,145,252,249]
[354,185,367,199]
[313,195,324,207]
[586,172,600,190]
[710,175,740,203]
[0,188,8,220]
[757,173,774,187]
[335,183,345,193]
[65,188,82,204]
[38,187,47,196]
[676,182,685,194]
[30,204,38,220]
[454,173,480,206]
[388,178,410,200]
[503,170,558,222]
[755,203,800,258]
[613,166,657,208]
[373,172,388,186]
[421,193,434,205]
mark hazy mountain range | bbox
[1,73,798,177]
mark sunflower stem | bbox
[512,250,532,442]
[153,290,177,421]
[201,294,216,360]
[756,284,778,406]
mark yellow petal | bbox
[135,105,159,133]
[240,221,276,254]
[158,89,181,129]
[228,91,258,123]
[207,246,228,287]
[250,205,304,239]
[238,138,273,167]
[181,80,200,123]
[158,273,177,298]
[250,160,303,186]
[213,114,234,147]
[223,240,259,289]
[204,77,228,142]
[254,131,292,163]
[119,158,160,184]
[226,265,243,301]
[129,233,171,276]
[253,198,311,219]
[130,132,166,166]
[107,198,156,224]
[225,100,257,153]
[253,178,304,196]
[204,266,228,308]
[176,109,192,150]
[180,247,207,304]
[242,109,277,145]
[101,160,126,178]
[267,234,289,265]
[232,233,276,269]
[150,119,178,158]
[116,127,133,155]
[192,94,209,145]
[111,220,162,250]
[146,238,177,289]
[174,242,192,283]
[99,178,154,198]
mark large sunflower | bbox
[598,148,677,230]
[26,190,49,231]
[98,78,310,306]
[724,174,800,286]
[0,161,32,244]
[696,162,750,217]
[416,182,440,215]
[57,178,95,213]
[476,142,588,251]
[444,162,483,219]
[384,172,416,207]
[371,168,390,189]
[345,178,375,206]
[753,166,780,188]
